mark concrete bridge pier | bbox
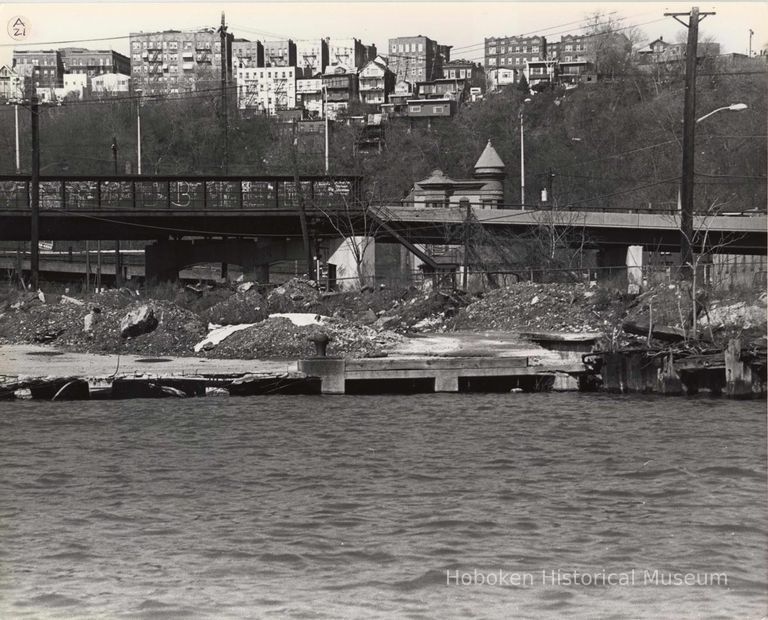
[145,238,288,282]
[597,245,643,291]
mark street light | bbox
[696,102,747,124]
[679,102,748,274]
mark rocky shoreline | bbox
[0,277,764,363]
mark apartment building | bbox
[236,65,296,114]
[12,49,64,89]
[129,29,233,95]
[327,38,376,71]
[295,39,328,78]
[387,35,448,83]
[263,40,297,67]
[232,39,264,69]
[484,35,546,71]
[547,34,590,62]
[322,67,358,120]
[443,59,485,91]
[60,47,130,76]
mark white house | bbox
[0,64,26,101]
[92,72,131,94]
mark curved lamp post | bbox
[679,102,748,274]
[696,102,748,124]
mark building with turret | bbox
[403,140,506,208]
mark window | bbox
[409,104,421,112]
[432,105,444,113]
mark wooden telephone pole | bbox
[219,11,229,174]
[664,6,715,276]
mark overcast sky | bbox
[1,1,765,68]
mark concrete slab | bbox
[0,345,297,380]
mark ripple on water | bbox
[0,394,765,618]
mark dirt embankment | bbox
[0,278,764,359]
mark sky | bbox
[0,1,765,68]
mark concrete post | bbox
[298,359,346,394]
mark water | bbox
[0,394,765,619]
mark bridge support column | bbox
[145,241,181,282]
[597,245,643,291]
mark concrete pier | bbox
[298,356,585,395]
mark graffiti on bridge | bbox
[0,178,357,210]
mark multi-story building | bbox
[484,35,546,72]
[358,56,394,106]
[387,35,447,83]
[12,49,64,89]
[92,72,131,95]
[296,76,324,117]
[327,38,375,71]
[263,40,296,67]
[235,65,296,114]
[129,29,233,95]
[0,64,27,101]
[526,59,557,88]
[232,39,264,69]
[547,34,590,62]
[322,67,358,119]
[295,39,328,78]
[60,47,130,76]
[443,59,485,91]
[486,67,517,92]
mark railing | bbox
[0,175,363,211]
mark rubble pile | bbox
[265,277,321,313]
[367,288,471,333]
[203,287,267,325]
[0,291,206,356]
[204,316,401,359]
[450,283,624,333]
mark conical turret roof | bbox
[474,139,505,170]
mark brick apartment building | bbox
[484,35,546,71]
[129,28,233,95]
[232,39,264,69]
[59,47,130,76]
[295,39,328,78]
[12,49,65,89]
[387,35,450,83]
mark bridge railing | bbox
[0,175,362,211]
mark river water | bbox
[0,394,765,619]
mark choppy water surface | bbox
[0,394,765,619]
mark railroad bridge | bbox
[0,174,765,281]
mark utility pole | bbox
[136,88,142,175]
[462,199,471,290]
[15,103,20,174]
[664,6,715,276]
[519,110,525,209]
[749,29,754,57]
[219,11,229,174]
[30,95,40,291]
[112,136,122,286]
